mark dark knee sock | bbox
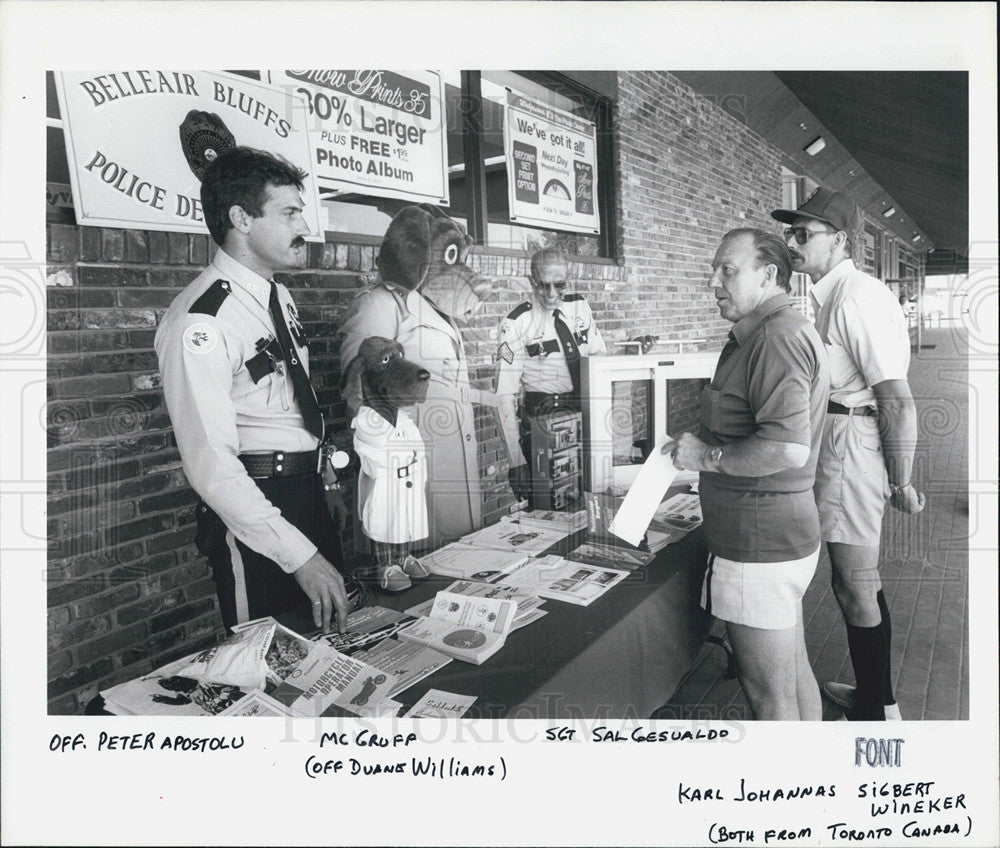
[877,590,896,706]
[845,622,887,720]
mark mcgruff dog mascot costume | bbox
[338,205,501,547]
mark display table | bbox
[282,527,712,720]
[88,522,712,720]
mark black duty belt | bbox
[827,401,878,418]
[523,391,581,417]
[240,449,318,478]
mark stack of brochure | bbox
[510,508,588,535]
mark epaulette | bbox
[189,279,231,317]
[506,301,532,320]
[563,293,584,303]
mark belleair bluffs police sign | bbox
[54,71,323,238]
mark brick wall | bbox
[45,70,787,714]
[614,72,785,346]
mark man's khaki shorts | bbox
[701,546,820,630]
[814,412,890,547]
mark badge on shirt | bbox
[285,302,307,347]
[498,342,514,364]
[183,322,218,355]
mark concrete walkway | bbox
[660,327,971,721]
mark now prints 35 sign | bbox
[266,70,449,206]
[54,70,323,239]
[503,88,600,235]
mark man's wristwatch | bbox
[707,446,724,471]
[888,481,909,496]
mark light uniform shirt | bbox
[154,248,319,573]
[495,293,607,397]
[353,406,429,545]
[495,293,606,465]
[810,258,910,409]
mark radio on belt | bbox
[528,409,583,510]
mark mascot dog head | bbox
[358,336,430,427]
[377,204,498,322]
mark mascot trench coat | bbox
[338,283,483,547]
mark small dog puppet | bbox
[352,336,433,592]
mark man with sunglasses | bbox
[771,187,925,721]
[495,247,607,479]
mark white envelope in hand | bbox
[609,436,680,547]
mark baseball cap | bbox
[771,186,862,233]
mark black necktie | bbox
[553,309,581,396]
[269,282,324,440]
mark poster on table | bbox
[53,70,323,238]
[265,70,449,206]
[503,87,600,234]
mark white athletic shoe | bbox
[377,564,412,593]
[401,554,431,578]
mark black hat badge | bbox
[179,110,236,181]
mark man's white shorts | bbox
[701,546,820,630]
[814,412,890,547]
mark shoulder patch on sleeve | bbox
[506,301,532,320]
[498,341,515,364]
[562,293,583,303]
[189,279,231,317]
[183,322,219,355]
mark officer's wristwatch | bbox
[708,446,724,470]
[888,481,909,496]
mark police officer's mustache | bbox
[291,237,306,248]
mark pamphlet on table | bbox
[509,508,588,534]
[416,541,531,580]
[218,688,296,717]
[398,590,518,664]
[404,688,478,718]
[308,605,417,656]
[481,554,629,606]
[269,642,399,717]
[404,579,547,629]
[460,518,570,555]
[567,539,657,570]
[351,638,453,698]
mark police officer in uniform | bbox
[495,248,607,476]
[154,147,350,633]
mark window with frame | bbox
[45,70,617,257]
[327,71,616,257]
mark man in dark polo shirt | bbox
[668,228,830,720]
